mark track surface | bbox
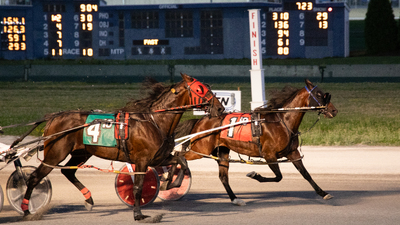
[1,136,399,224]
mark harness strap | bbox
[305,85,324,107]
[115,112,132,164]
[188,149,303,165]
[39,160,146,175]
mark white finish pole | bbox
[248,9,267,110]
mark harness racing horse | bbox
[175,79,337,206]
[18,73,224,221]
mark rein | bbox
[269,106,327,112]
[153,102,209,113]
[0,118,47,131]
[0,120,128,161]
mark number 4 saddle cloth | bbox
[220,113,262,142]
[83,113,129,147]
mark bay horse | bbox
[175,79,337,206]
[18,73,224,221]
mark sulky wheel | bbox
[0,185,3,213]
[156,165,192,201]
[115,164,160,207]
[6,166,52,214]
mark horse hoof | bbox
[323,194,333,200]
[232,198,246,206]
[135,214,151,221]
[138,214,165,223]
[20,213,35,221]
[84,201,93,211]
[246,171,257,178]
[23,210,31,216]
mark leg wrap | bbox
[80,187,92,200]
[21,198,29,211]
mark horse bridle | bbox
[305,85,331,114]
[154,78,215,113]
[185,78,216,113]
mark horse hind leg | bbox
[22,142,71,216]
[22,164,54,216]
[164,156,187,190]
[61,151,94,210]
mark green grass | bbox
[1,81,399,146]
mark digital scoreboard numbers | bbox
[75,3,98,57]
[1,16,26,51]
[40,1,98,59]
[269,12,290,56]
[0,0,347,60]
[262,0,334,58]
[48,13,63,57]
[42,3,64,58]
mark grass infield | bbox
[1,80,399,146]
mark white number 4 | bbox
[87,124,101,143]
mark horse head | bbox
[305,79,338,118]
[180,73,225,117]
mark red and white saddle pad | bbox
[220,113,252,142]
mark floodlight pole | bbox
[248,9,267,110]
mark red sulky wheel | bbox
[156,164,192,201]
[115,164,159,207]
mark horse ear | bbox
[181,73,193,82]
[305,79,314,89]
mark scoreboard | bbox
[0,0,349,60]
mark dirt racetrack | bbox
[1,136,400,224]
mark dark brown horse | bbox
[175,79,337,206]
[19,73,224,221]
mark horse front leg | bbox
[132,164,149,221]
[246,163,283,182]
[216,147,245,206]
[288,150,333,200]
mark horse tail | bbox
[175,119,199,139]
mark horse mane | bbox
[175,119,199,139]
[261,85,300,111]
[119,77,173,113]
[42,78,174,131]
